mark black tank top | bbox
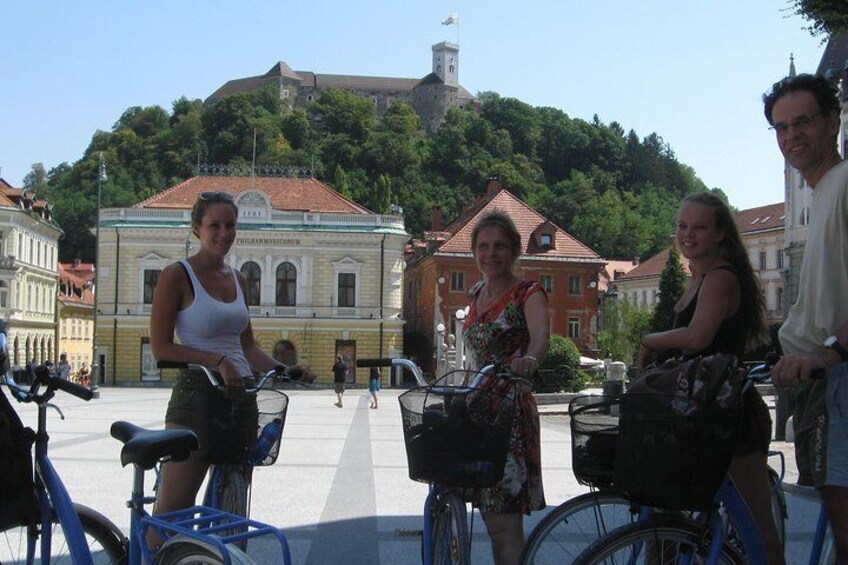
[672,265,747,358]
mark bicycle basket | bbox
[613,391,739,511]
[0,385,37,528]
[398,377,516,488]
[569,395,618,488]
[249,389,289,466]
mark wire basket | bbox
[398,374,517,488]
[248,389,289,466]
[570,395,619,488]
[614,391,739,511]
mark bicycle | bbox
[358,357,521,565]
[1,363,129,564]
[571,360,833,565]
[2,360,298,564]
[519,393,788,564]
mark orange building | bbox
[404,179,605,374]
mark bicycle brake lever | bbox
[46,403,65,420]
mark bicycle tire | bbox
[431,492,470,565]
[767,467,787,550]
[0,510,126,564]
[520,491,641,564]
[155,537,258,565]
[572,515,745,565]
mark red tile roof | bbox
[135,176,371,214]
[436,189,602,261]
[617,247,691,281]
[58,263,94,307]
[599,259,641,292]
[735,202,785,235]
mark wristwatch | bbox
[824,335,848,362]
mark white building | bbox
[0,179,62,367]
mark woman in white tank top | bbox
[148,191,311,537]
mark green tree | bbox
[22,163,48,192]
[650,246,688,332]
[533,334,585,393]
[542,334,581,371]
[373,174,392,214]
[333,165,352,199]
[790,0,848,36]
[598,296,653,364]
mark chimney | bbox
[485,177,502,196]
[430,206,444,231]
[632,256,640,266]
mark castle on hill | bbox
[207,41,478,133]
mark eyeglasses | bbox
[769,113,820,136]
[198,191,234,203]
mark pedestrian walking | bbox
[368,366,381,409]
[332,355,347,408]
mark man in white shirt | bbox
[767,73,848,562]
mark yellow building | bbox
[57,261,95,375]
[0,180,62,368]
[94,174,408,386]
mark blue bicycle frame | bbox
[421,484,441,565]
[33,437,95,565]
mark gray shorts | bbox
[825,362,848,488]
[795,361,848,488]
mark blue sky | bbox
[0,1,827,211]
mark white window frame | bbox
[332,257,362,311]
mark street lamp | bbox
[435,322,446,377]
[454,307,468,369]
[91,153,106,393]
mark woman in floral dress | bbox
[462,210,550,565]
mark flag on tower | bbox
[441,13,459,26]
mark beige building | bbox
[57,260,95,374]
[0,180,62,368]
[735,203,786,328]
[94,174,407,386]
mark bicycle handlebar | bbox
[4,363,94,403]
[155,361,302,391]
[354,357,526,388]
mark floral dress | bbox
[462,279,546,514]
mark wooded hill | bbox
[23,86,719,262]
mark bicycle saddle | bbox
[110,421,199,470]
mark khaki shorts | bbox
[165,369,258,464]
[334,382,345,394]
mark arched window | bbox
[240,262,261,306]
[275,262,297,306]
[273,340,297,366]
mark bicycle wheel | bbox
[153,540,254,565]
[767,467,786,549]
[572,516,745,565]
[521,491,641,564]
[431,492,470,565]
[0,511,126,564]
[215,464,250,518]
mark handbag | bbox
[613,353,744,511]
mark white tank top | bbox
[175,259,252,377]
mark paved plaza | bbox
[13,386,824,564]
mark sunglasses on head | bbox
[199,191,234,203]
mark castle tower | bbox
[432,41,459,87]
